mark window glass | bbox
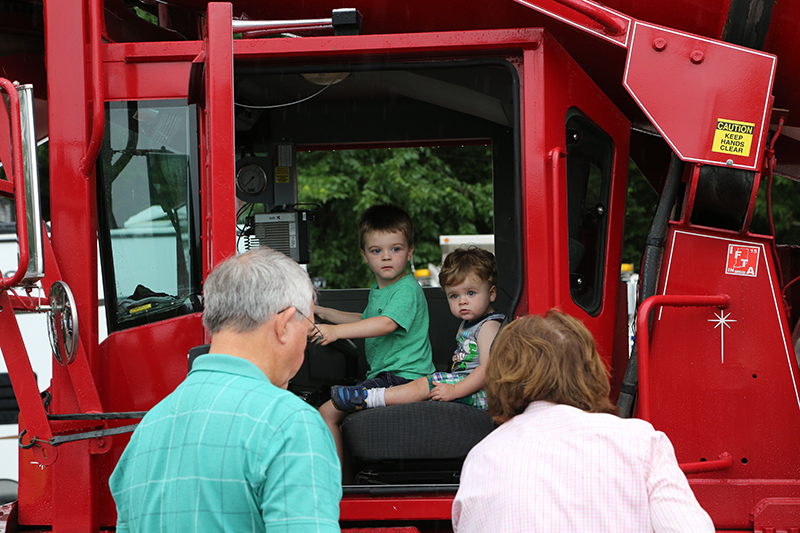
[565,109,614,315]
[97,100,201,331]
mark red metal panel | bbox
[233,28,545,60]
[644,224,800,529]
[204,3,237,271]
[340,495,454,521]
[34,0,101,530]
[102,41,201,101]
[522,31,630,363]
[624,21,775,171]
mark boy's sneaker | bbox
[331,385,368,412]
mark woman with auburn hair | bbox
[452,310,714,533]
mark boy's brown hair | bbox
[484,310,617,424]
[358,203,414,250]
[438,246,497,288]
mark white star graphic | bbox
[708,310,736,364]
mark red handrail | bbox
[550,147,567,303]
[636,294,734,475]
[636,293,730,421]
[680,452,733,475]
[78,0,104,177]
[0,79,29,290]
[552,0,627,35]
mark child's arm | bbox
[314,305,362,325]
[315,316,398,346]
[430,319,502,402]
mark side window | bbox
[97,100,202,331]
[565,109,614,315]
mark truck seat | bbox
[341,401,494,484]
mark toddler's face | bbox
[361,230,413,288]
[444,274,496,321]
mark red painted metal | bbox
[681,453,734,475]
[551,0,626,35]
[644,225,800,529]
[78,0,104,178]
[0,79,29,290]
[511,0,631,46]
[0,291,55,450]
[751,498,800,533]
[636,292,731,422]
[340,495,454,521]
[623,22,775,172]
[522,31,631,366]
[342,528,421,533]
[204,3,238,271]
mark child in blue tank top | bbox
[332,247,504,411]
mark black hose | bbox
[617,152,684,418]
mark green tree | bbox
[622,161,659,270]
[298,146,493,288]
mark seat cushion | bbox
[341,401,495,462]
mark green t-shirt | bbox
[363,273,435,380]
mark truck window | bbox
[565,110,614,315]
[97,100,202,332]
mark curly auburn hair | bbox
[438,246,497,288]
[484,310,617,423]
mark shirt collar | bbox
[189,353,269,382]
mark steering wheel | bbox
[310,317,360,359]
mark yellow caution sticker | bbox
[712,119,754,158]
[275,166,291,183]
[129,303,152,314]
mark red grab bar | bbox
[636,293,731,422]
[0,79,29,290]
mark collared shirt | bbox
[452,401,714,532]
[110,354,341,533]
[363,273,435,380]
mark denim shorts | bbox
[358,371,411,389]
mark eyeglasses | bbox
[278,307,323,343]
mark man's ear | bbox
[273,307,296,344]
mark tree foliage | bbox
[298,146,493,288]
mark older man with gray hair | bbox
[110,248,342,532]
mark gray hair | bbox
[202,247,315,334]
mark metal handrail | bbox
[78,0,104,177]
[552,0,627,35]
[636,294,734,475]
[636,293,731,421]
[0,79,29,290]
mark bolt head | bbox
[652,37,667,51]
[690,50,705,64]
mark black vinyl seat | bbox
[341,401,495,484]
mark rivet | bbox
[726,159,734,167]
[690,50,705,64]
[652,37,667,51]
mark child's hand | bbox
[314,323,339,346]
[430,382,459,402]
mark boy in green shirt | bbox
[315,203,435,463]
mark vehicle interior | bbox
[230,59,523,486]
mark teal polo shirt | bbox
[109,354,341,532]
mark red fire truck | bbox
[1,0,799,531]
